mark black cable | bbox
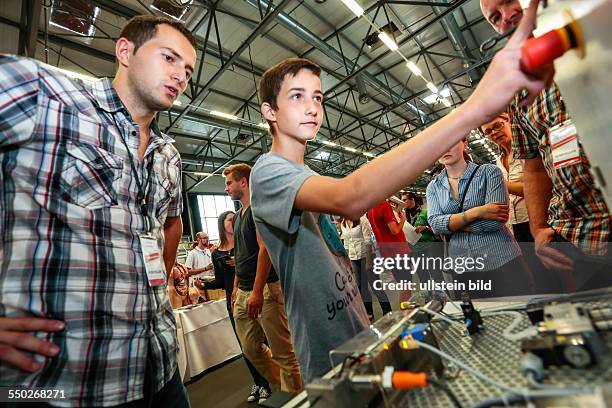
[335,353,363,378]
[428,378,462,408]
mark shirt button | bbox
[131,131,137,136]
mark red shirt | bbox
[367,201,411,257]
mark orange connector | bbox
[391,371,428,390]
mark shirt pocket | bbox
[61,139,123,209]
[153,154,180,219]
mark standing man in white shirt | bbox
[186,231,214,288]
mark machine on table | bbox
[282,293,612,408]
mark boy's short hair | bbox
[223,163,252,185]
[259,58,322,134]
[119,15,197,55]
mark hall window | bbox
[197,194,236,242]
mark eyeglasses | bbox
[482,121,505,136]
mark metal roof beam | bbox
[242,0,428,124]
[164,0,292,135]
[325,0,469,96]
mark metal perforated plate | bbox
[392,301,612,407]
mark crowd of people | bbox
[1,0,610,406]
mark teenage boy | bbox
[250,0,549,383]
[0,16,196,406]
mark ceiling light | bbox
[315,151,331,160]
[257,122,270,129]
[378,32,398,51]
[423,93,439,104]
[193,172,212,176]
[173,100,182,106]
[406,61,421,76]
[321,140,336,146]
[49,1,100,37]
[210,110,238,120]
[150,0,193,21]
[363,152,375,158]
[339,0,364,17]
[441,98,451,108]
[426,82,438,94]
[344,146,357,152]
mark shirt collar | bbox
[92,78,125,113]
[92,78,174,146]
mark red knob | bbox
[521,28,569,73]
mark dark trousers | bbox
[351,258,392,316]
[227,304,270,389]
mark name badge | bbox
[550,120,581,169]
[138,233,166,286]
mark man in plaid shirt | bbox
[480,0,612,291]
[0,16,196,406]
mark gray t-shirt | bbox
[251,152,369,382]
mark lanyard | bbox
[117,130,155,233]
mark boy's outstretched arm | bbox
[295,0,550,220]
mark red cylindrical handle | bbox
[521,28,570,73]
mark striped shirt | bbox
[426,162,521,271]
[510,83,610,255]
[0,55,182,406]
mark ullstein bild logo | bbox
[372,254,486,274]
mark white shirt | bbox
[496,155,529,225]
[341,216,373,260]
[185,246,213,287]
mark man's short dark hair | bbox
[119,15,197,54]
[259,58,321,134]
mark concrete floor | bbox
[186,356,254,408]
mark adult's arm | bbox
[292,1,549,220]
[247,232,273,320]
[523,157,573,271]
[163,215,182,279]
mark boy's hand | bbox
[463,0,552,124]
[0,317,64,372]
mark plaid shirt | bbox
[510,82,610,255]
[0,55,183,406]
